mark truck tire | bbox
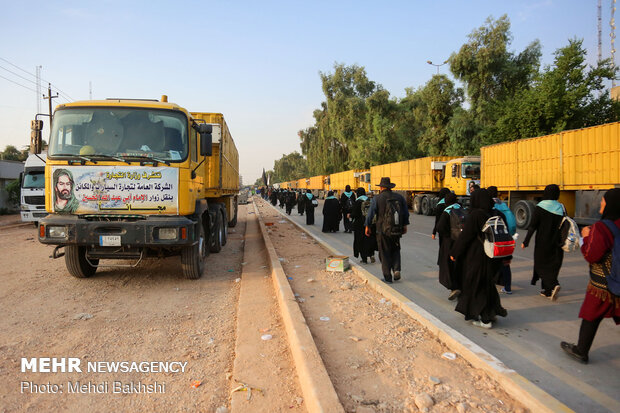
[421,196,431,216]
[181,216,207,279]
[228,196,238,228]
[514,200,536,229]
[210,211,224,253]
[65,246,98,278]
[413,195,422,215]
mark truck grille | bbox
[25,196,45,205]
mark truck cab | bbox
[20,153,47,225]
[443,156,481,197]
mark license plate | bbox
[100,235,121,246]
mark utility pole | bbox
[89,81,92,100]
[612,0,617,87]
[598,0,602,63]
[43,83,58,129]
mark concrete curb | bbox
[259,197,573,413]
[252,201,345,413]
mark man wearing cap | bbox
[364,177,410,283]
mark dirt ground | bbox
[257,199,527,413]
[0,208,248,412]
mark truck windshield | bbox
[461,163,480,179]
[23,170,45,189]
[48,108,188,161]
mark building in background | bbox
[0,160,24,211]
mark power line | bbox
[0,64,40,87]
[0,73,38,93]
[0,57,75,101]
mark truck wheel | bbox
[514,200,536,229]
[210,211,223,253]
[228,197,238,227]
[181,216,206,279]
[65,246,98,278]
[420,196,431,216]
[413,195,422,215]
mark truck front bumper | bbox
[38,214,197,247]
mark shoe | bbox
[561,341,588,364]
[500,287,513,295]
[393,271,401,281]
[540,290,551,298]
[472,320,493,329]
[448,289,461,301]
[370,256,376,263]
[360,259,368,264]
[550,285,561,301]
[382,279,393,284]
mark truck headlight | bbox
[48,226,67,238]
[157,228,178,240]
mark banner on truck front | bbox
[50,166,179,214]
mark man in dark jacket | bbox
[340,185,356,233]
[365,177,410,283]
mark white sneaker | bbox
[472,320,493,329]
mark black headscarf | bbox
[487,186,498,198]
[602,188,620,221]
[327,190,334,197]
[445,192,457,205]
[356,187,366,197]
[470,188,492,212]
[543,184,560,200]
[438,187,450,200]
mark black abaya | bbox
[322,198,341,232]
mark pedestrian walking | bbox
[487,186,517,295]
[340,185,356,233]
[436,192,463,300]
[351,187,377,264]
[322,191,342,232]
[285,190,296,215]
[304,190,317,225]
[522,184,565,300]
[450,188,507,329]
[561,188,620,364]
[365,177,409,283]
[269,188,277,206]
[297,190,305,216]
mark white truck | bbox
[20,153,47,225]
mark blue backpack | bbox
[493,199,516,236]
[601,220,620,296]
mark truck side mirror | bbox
[30,120,43,154]
[198,124,212,156]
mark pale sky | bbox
[0,1,611,183]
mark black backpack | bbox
[382,194,404,237]
[449,208,467,241]
[344,195,354,211]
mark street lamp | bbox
[427,60,449,75]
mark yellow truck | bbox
[481,122,620,228]
[370,156,481,215]
[34,96,239,279]
[307,175,327,198]
[328,169,370,195]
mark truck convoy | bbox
[34,96,239,279]
[275,122,618,228]
[20,153,47,225]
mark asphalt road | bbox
[264,197,620,413]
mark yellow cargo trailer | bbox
[481,121,620,227]
[36,96,239,280]
[308,175,327,197]
[328,169,370,194]
[370,156,480,215]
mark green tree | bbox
[273,151,309,182]
[0,145,26,161]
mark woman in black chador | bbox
[450,188,507,329]
[322,191,341,232]
[351,187,377,263]
[436,192,463,300]
[304,190,316,225]
[522,184,565,300]
[296,190,305,215]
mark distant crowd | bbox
[258,183,620,364]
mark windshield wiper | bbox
[90,154,131,164]
[51,153,98,165]
[119,155,170,166]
